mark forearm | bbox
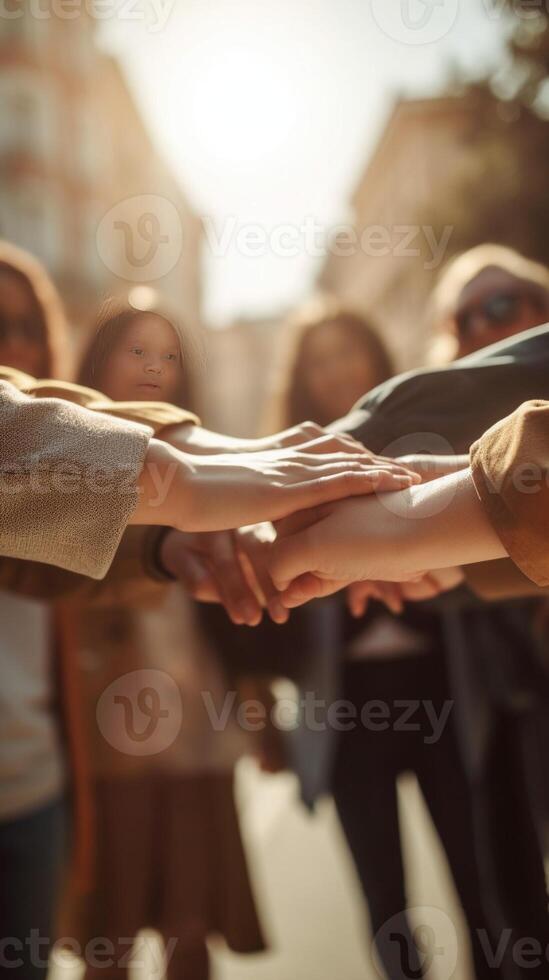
[130,439,192,529]
[162,421,324,455]
[163,423,260,455]
[398,454,470,482]
[380,468,507,577]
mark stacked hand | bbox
[146,440,420,624]
[159,523,288,627]
[143,441,486,624]
[138,438,420,534]
[263,465,504,613]
[165,419,369,456]
[346,568,466,618]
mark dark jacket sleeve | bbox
[332,322,549,455]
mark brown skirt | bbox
[61,771,266,954]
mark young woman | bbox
[0,242,73,980]
[264,302,517,980]
[61,299,268,980]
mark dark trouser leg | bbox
[477,714,549,975]
[417,736,502,980]
[333,728,423,980]
[0,797,66,980]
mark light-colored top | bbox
[0,591,64,821]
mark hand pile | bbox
[159,427,466,625]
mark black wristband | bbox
[144,526,177,582]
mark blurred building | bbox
[198,314,284,436]
[319,93,504,369]
[0,9,202,349]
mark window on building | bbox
[75,106,105,183]
[0,71,57,161]
[0,178,64,271]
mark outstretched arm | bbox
[0,370,417,581]
[268,467,507,607]
[130,438,418,535]
[270,397,549,607]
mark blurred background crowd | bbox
[1,1,549,979]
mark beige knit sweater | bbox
[0,367,196,580]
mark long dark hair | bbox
[0,239,69,378]
[78,298,196,411]
[267,304,394,430]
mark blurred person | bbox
[427,244,549,856]
[429,243,549,362]
[0,258,204,980]
[0,241,70,380]
[265,299,393,431]
[429,246,549,979]
[0,286,410,980]
[270,282,549,978]
[265,302,520,980]
[60,299,266,980]
[0,242,74,980]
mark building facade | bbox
[0,8,202,351]
[318,94,502,370]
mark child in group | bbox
[61,297,267,980]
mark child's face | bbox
[98,314,183,403]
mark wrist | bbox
[164,423,256,455]
[134,439,194,530]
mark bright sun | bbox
[183,41,299,168]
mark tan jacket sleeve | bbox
[470,400,549,587]
[0,367,199,433]
[0,375,153,578]
[465,558,549,600]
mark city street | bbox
[51,763,472,980]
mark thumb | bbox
[269,527,318,591]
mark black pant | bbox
[332,656,549,980]
[0,797,67,980]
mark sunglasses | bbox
[0,313,44,345]
[455,292,527,339]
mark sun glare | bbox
[182,41,299,168]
